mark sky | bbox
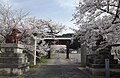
[0,0,79,34]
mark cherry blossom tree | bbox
[73,0,120,24]
[21,17,65,44]
[0,3,28,42]
[22,16,65,55]
[73,0,120,54]
[0,3,65,43]
[0,3,65,57]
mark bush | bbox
[29,55,48,68]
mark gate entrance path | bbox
[24,53,91,78]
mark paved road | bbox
[24,53,91,78]
[25,65,90,78]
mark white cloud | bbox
[56,0,79,8]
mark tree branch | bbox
[98,7,118,16]
[112,0,120,24]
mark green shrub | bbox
[29,55,48,68]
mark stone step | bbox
[96,54,114,59]
[0,63,28,68]
[87,63,120,68]
[0,57,27,64]
[87,54,114,59]
[90,59,118,64]
[0,53,25,57]
[110,71,120,77]
[87,67,120,77]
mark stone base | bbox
[0,43,29,76]
[86,67,120,77]
[0,67,29,76]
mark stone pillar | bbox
[48,50,51,59]
[81,44,87,67]
[77,47,81,62]
[47,43,51,59]
[0,43,28,76]
[66,41,70,59]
